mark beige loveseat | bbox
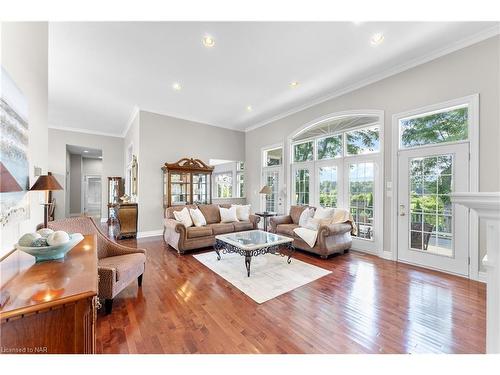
[270,205,353,259]
[163,204,261,254]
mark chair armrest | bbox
[249,214,261,229]
[269,215,293,233]
[164,218,186,236]
[105,239,146,257]
[318,223,353,238]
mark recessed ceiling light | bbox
[246,105,253,112]
[172,82,182,91]
[98,156,103,159]
[370,32,384,46]
[289,81,299,88]
[202,35,215,48]
[83,150,89,153]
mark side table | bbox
[254,212,277,232]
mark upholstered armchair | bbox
[48,216,146,314]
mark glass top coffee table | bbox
[214,230,294,277]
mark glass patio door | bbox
[315,160,342,208]
[397,143,469,275]
[262,167,284,214]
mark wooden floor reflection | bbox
[96,232,486,354]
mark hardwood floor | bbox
[96,229,486,354]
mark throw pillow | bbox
[219,206,239,223]
[304,217,321,231]
[173,207,193,227]
[189,208,207,227]
[298,207,314,227]
[231,204,251,221]
[313,206,335,220]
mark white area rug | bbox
[193,251,332,304]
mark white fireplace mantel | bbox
[452,192,500,353]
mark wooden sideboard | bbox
[0,235,98,354]
[115,203,138,239]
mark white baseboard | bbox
[478,271,487,283]
[380,251,394,261]
[100,217,108,223]
[137,229,163,238]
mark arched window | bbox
[288,110,384,254]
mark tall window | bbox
[318,166,338,207]
[294,169,310,205]
[290,113,383,252]
[349,162,374,239]
[215,173,232,198]
[236,162,245,198]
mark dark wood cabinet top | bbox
[0,235,98,321]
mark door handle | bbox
[399,204,406,216]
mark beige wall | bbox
[245,36,500,273]
[137,110,245,233]
[0,22,48,257]
[48,128,124,220]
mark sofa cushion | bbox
[186,226,213,239]
[233,221,253,231]
[210,223,234,235]
[276,223,300,236]
[198,204,221,224]
[98,253,146,282]
[290,205,309,224]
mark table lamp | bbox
[29,174,63,228]
[259,185,273,214]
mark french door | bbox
[262,167,284,214]
[397,143,469,275]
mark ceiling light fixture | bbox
[172,82,182,91]
[246,105,253,112]
[289,81,299,88]
[202,35,215,48]
[370,32,385,46]
[83,150,89,153]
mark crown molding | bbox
[244,24,500,133]
[48,124,123,138]
[120,105,140,138]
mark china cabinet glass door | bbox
[170,172,191,205]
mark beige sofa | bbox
[270,205,353,259]
[163,204,261,254]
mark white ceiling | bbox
[48,22,498,136]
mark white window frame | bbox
[391,94,480,280]
[287,110,385,255]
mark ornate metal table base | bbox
[213,239,295,277]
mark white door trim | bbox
[391,94,480,279]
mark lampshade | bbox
[0,161,23,193]
[259,185,272,195]
[29,175,63,191]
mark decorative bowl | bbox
[15,233,84,262]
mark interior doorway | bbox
[66,145,103,220]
